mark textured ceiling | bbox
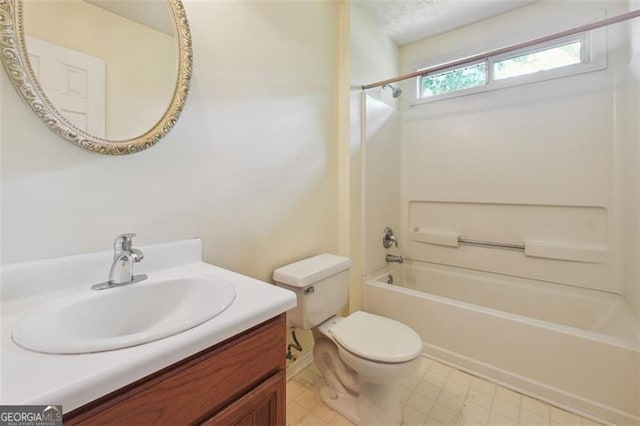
[355,0,538,46]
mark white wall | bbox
[349,4,400,310]
[398,1,636,298]
[2,0,339,281]
[2,0,340,373]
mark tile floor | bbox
[286,356,601,426]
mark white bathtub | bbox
[362,261,640,425]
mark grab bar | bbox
[458,238,524,251]
[409,229,523,250]
[408,228,607,263]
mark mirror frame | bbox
[0,0,193,155]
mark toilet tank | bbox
[273,254,351,329]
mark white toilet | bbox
[273,254,423,426]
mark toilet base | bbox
[319,386,360,425]
[357,383,402,425]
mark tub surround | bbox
[354,3,640,425]
[363,262,640,425]
[0,239,296,412]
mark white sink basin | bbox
[12,274,236,354]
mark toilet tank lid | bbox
[273,254,351,287]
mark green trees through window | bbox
[421,63,487,97]
[419,37,585,100]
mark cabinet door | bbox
[64,315,286,425]
[202,371,285,426]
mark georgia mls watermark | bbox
[0,406,62,426]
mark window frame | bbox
[411,29,606,106]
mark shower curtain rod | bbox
[361,9,640,90]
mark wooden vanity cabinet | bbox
[64,314,286,426]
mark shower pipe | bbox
[361,9,640,90]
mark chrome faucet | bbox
[382,227,398,249]
[92,233,147,290]
[385,254,404,264]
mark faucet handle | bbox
[114,233,137,251]
[382,227,398,249]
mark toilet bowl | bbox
[273,254,423,425]
[313,312,422,424]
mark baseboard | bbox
[422,342,639,426]
[286,351,314,381]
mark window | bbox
[415,32,605,103]
[421,61,487,97]
[493,40,582,80]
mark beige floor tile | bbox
[299,412,327,425]
[415,380,442,401]
[295,388,321,410]
[491,399,520,421]
[449,370,474,387]
[495,387,522,407]
[310,401,337,422]
[425,416,448,425]
[461,401,490,424]
[287,355,595,426]
[328,412,355,425]
[424,372,448,388]
[437,389,466,411]
[549,407,582,425]
[465,388,493,409]
[406,391,436,415]
[295,370,324,389]
[287,380,307,399]
[328,413,355,425]
[470,377,496,396]
[580,418,602,426]
[413,367,428,380]
[430,403,460,424]
[287,401,309,424]
[445,380,471,397]
[400,374,423,390]
[520,409,550,425]
[419,357,433,373]
[456,413,485,426]
[399,385,414,403]
[521,396,550,419]
[402,404,429,425]
[488,412,519,425]
[429,361,453,377]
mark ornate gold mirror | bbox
[0,0,192,155]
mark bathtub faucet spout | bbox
[385,254,404,264]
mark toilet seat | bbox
[330,311,422,363]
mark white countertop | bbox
[0,239,296,412]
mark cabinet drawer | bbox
[65,314,285,425]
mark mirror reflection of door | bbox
[22,0,177,141]
[27,36,106,138]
